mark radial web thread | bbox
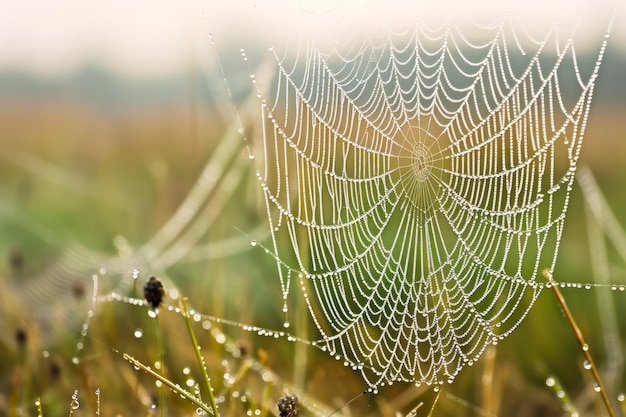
[242,9,612,388]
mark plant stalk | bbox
[180,297,219,416]
[543,269,616,417]
[123,353,215,416]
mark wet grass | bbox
[0,91,625,416]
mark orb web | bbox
[233,3,613,387]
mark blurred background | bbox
[0,1,625,416]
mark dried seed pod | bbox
[8,244,24,272]
[143,276,164,310]
[277,393,298,417]
[14,326,28,348]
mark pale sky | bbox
[0,0,623,78]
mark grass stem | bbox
[180,297,220,416]
[123,353,215,416]
[543,269,616,417]
[154,313,165,417]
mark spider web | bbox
[217,3,613,388]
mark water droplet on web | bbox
[283,321,290,328]
[617,393,625,402]
[70,390,80,410]
[248,153,255,160]
[72,357,80,365]
[546,377,555,387]
[583,360,592,370]
[132,268,140,279]
[134,329,143,338]
[250,240,257,246]
[148,309,158,318]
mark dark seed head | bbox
[144,275,165,310]
[235,339,250,358]
[278,394,298,417]
[8,244,24,272]
[48,356,63,381]
[71,280,86,300]
[14,326,28,348]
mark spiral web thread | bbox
[244,8,612,388]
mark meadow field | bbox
[0,58,625,417]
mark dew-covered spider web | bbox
[0,0,618,402]
[209,1,614,388]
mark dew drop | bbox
[132,268,140,279]
[283,321,290,328]
[546,377,555,387]
[72,357,80,365]
[70,390,80,410]
[593,383,601,392]
[617,393,625,402]
[148,309,158,318]
[583,360,592,370]
[183,367,191,375]
[134,329,143,338]
[248,153,255,160]
[556,390,565,398]
[250,240,257,247]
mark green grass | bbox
[1,92,626,416]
